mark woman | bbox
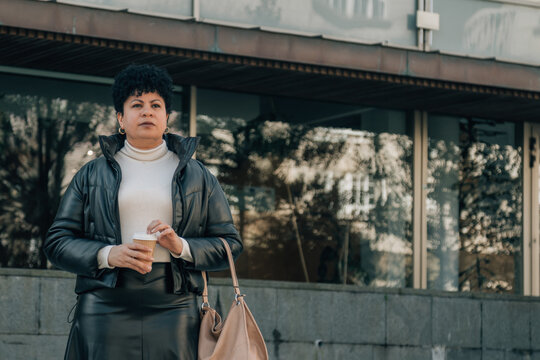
[44,64,242,359]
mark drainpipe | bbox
[192,0,200,21]
[417,0,440,51]
[417,0,424,50]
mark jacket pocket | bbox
[185,270,204,295]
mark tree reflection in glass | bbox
[0,93,114,268]
[197,90,413,287]
[427,117,522,293]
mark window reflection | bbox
[197,89,413,287]
[432,0,540,66]
[63,0,192,16]
[0,74,185,268]
[200,0,416,47]
[427,116,522,293]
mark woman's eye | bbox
[152,104,161,108]
[132,103,142,108]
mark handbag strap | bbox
[201,238,242,308]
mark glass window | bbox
[201,0,417,47]
[0,73,186,268]
[62,0,192,17]
[427,116,522,293]
[197,89,414,287]
[432,0,540,66]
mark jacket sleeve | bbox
[183,172,243,272]
[44,168,108,278]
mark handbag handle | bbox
[201,238,243,308]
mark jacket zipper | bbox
[171,162,185,234]
[170,160,188,294]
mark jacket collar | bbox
[98,134,200,165]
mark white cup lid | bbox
[132,232,158,241]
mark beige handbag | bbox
[198,238,269,360]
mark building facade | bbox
[1,0,540,358]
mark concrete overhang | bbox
[1,0,540,122]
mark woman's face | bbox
[117,91,168,150]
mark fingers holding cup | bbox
[147,220,182,255]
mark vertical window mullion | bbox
[421,112,428,288]
[521,123,532,295]
[413,110,428,289]
[189,85,197,138]
[526,123,540,296]
[523,123,531,295]
[189,86,197,159]
[533,125,540,296]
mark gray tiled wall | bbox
[2,268,540,360]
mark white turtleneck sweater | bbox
[97,140,192,269]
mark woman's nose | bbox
[142,104,153,116]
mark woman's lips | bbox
[139,122,155,126]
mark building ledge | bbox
[2,267,540,302]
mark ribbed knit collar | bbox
[119,140,168,161]
[99,134,200,170]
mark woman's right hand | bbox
[108,244,154,274]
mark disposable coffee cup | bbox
[132,232,158,264]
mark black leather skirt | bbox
[65,263,200,360]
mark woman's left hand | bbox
[147,219,183,256]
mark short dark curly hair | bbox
[112,64,173,114]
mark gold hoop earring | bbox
[164,127,170,134]
[118,127,126,135]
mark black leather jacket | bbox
[45,133,242,295]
